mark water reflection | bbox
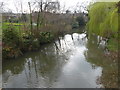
[85,35,118,88]
[2,32,116,88]
[51,33,102,88]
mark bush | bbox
[3,26,19,45]
[2,26,22,59]
[38,32,54,44]
[3,46,22,59]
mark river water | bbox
[2,32,118,88]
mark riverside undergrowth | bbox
[2,23,70,60]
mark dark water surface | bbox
[2,32,118,88]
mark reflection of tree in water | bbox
[2,57,26,87]
[2,58,25,74]
[36,45,68,87]
[85,35,118,88]
[2,36,72,87]
[91,64,97,69]
[23,45,64,87]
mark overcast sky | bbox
[1,0,119,13]
[1,0,93,13]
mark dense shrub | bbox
[38,32,54,44]
[3,46,22,59]
[2,25,56,59]
[2,26,22,59]
[21,32,41,51]
[3,26,19,45]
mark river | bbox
[2,31,118,88]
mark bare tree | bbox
[0,2,4,13]
[33,0,60,30]
[35,0,43,31]
[44,1,60,13]
[28,2,33,32]
[79,1,94,13]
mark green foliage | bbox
[2,24,55,59]
[3,46,22,59]
[2,26,22,59]
[38,32,54,44]
[87,2,118,51]
[21,33,34,51]
[21,33,40,51]
[8,17,19,23]
[3,26,19,46]
[87,2,118,36]
[107,38,118,51]
[2,23,22,33]
[4,23,23,26]
[2,11,73,59]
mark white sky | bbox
[1,0,119,13]
[1,0,93,13]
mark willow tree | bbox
[87,2,118,38]
[87,2,119,51]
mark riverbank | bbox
[2,14,88,60]
[2,32,118,88]
[2,21,74,60]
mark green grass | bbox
[2,22,24,35]
[107,38,118,51]
[2,22,22,30]
[4,23,23,26]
